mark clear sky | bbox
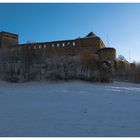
[0,3,140,62]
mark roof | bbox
[85,32,98,38]
[0,31,18,36]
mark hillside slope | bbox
[0,81,140,136]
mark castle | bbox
[0,31,135,82]
[0,31,116,62]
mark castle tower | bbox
[0,31,18,49]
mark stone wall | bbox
[15,35,106,57]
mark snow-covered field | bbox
[0,80,140,137]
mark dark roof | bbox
[0,31,18,36]
[86,32,97,38]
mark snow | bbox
[0,80,140,136]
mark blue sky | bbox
[0,3,140,62]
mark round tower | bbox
[98,47,116,62]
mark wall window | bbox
[62,43,65,47]
[44,44,46,48]
[73,42,76,46]
[52,44,54,47]
[67,42,70,46]
[57,43,60,47]
[39,45,41,49]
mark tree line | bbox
[0,47,139,83]
[0,47,113,83]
